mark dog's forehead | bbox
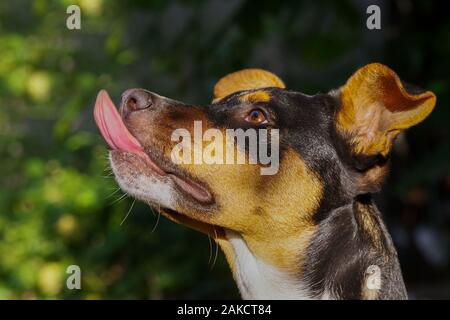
[210,87,318,111]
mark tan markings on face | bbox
[169,127,323,271]
[238,91,271,104]
[125,104,322,272]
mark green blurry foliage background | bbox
[0,0,449,299]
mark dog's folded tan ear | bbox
[213,69,285,102]
[337,63,436,157]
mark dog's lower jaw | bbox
[223,230,316,300]
[109,152,178,209]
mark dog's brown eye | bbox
[245,109,268,125]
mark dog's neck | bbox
[220,197,407,300]
[224,230,314,300]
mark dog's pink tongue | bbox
[94,90,144,154]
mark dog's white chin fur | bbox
[109,152,178,209]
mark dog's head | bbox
[94,63,435,271]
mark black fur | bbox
[209,87,407,299]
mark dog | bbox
[94,63,436,299]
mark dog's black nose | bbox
[121,88,153,117]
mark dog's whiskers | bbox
[207,235,213,265]
[110,192,128,205]
[101,171,114,178]
[149,205,156,217]
[120,198,136,226]
[106,187,122,199]
[151,204,161,233]
[211,227,219,270]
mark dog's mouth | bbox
[93,90,214,205]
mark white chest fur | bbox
[225,230,314,300]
